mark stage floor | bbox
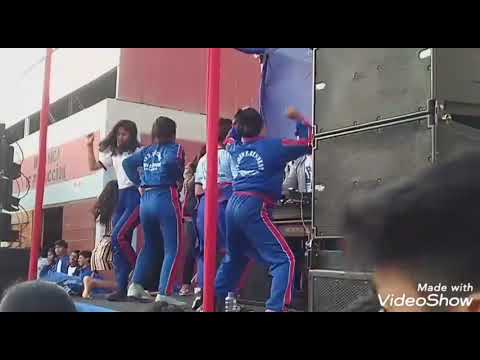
[73,295,303,312]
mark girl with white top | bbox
[86,120,141,301]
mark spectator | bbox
[67,250,80,276]
[0,281,77,312]
[61,251,93,296]
[344,151,480,312]
[39,248,57,278]
[54,240,70,274]
[77,251,93,279]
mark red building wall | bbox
[63,200,96,251]
[118,48,261,118]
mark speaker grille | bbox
[309,270,372,312]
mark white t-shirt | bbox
[195,149,237,190]
[56,259,63,273]
[67,266,77,276]
[99,148,141,190]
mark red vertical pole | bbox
[203,48,221,312]
[28,48,53,280]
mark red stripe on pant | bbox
[166,187,184,295]
[118,207,140,268]
[261,203,295,309]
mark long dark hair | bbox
[190,144,207,172]
[99,120,140,155]
[92,180,119,229]
[151,116,177,145]
[218,118,233,146]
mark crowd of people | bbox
[20,105,312,312]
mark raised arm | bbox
[85,133,104,171]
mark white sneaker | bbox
[155,294,187,308]
[127,283,154,302]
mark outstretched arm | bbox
[279,107,313,163]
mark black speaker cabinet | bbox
[314,48,480,134]
[308,270,373,312]
[312,116,433,238]
[0,248,29,295]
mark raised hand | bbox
[85,133,95,147]
[287,107,304,122]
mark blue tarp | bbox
[75,302,117,312]
[235,48,313,139]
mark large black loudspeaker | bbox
[312,116,434,238]
[314,48,480,134]
[0,248,29,295]
[312,48,480,241]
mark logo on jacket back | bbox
[144,151,164,172]
[236,150,265,177]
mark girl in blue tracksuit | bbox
[122,116,186,306]
[215,107,312,312]
[86,120,142,301]
[192,118,236,310]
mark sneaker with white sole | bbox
[127,283,154,302]
[192,288,203,311]
[155,294,187,307]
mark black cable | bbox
[19,171,30,200]
[15,178,22,198]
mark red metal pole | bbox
[28,48,53,280]
[203,48,221,312]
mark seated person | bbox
[67,250,80,276]
[78,251,93,279]
[82,181,119,299]
[39,251,93,296]
[53,240,70,274]
[61,251,93,296]
[39,248,57,278]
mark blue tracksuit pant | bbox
[111,186,140,294]
[132,187,183,295]
[215,193,296,312]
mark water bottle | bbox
[225,292,239,312]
